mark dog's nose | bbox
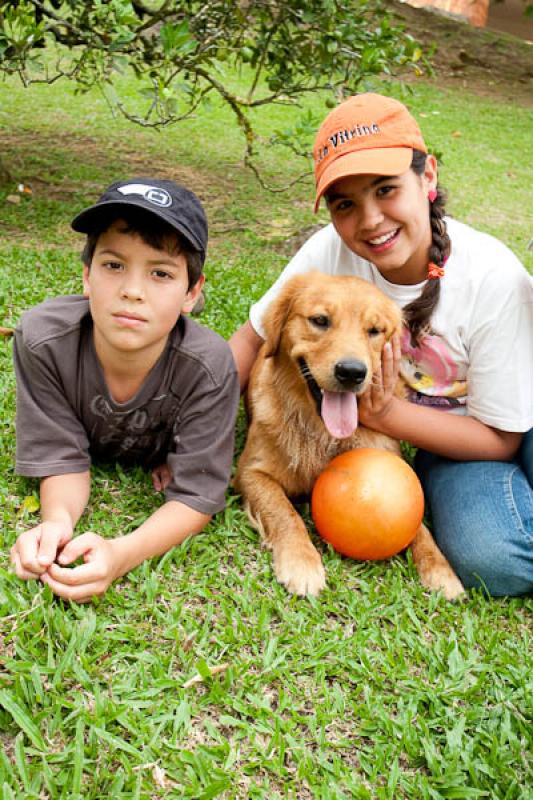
[334,359,367,387]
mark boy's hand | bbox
[359,333,401,427]
[40,533,120,603]
[151,462,172,492]
[10,521,73,580]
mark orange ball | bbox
[311,448,424,560]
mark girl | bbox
[230,93,533,597]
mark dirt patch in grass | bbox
[0,129,240,245]
[0,130,230,199]
[392,0,533,107]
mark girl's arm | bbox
[229,320,264,391]
[360,339,522,461]
[362,395,522,461]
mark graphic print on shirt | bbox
[88,390,180,465]
[400,326,466,410]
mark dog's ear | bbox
[262,279,298,357]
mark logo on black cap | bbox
[117,183,172,208]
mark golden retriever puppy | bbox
[235,272,464,600]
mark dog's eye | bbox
[309,315,330,329]
[367,326,382,337]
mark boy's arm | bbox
[37,330,239,603]
[10,472,90,579]
[40,501,210,603]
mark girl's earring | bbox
[428,189,437,203]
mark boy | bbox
[10,178,240,602]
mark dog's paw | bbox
[273,542,326,597]
[420,566,465,601]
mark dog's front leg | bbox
[239,469,326,597]
[410,523,465,600]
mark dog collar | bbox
[297,357,323,417]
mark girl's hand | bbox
[40,532,120,603]
[11,520,73,580]
[359,333,401,428]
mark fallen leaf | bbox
[153,764,167,788]
[20,495,40,514]
[183,662,230,688]
[181,631,197,652]
[6,194,21,205]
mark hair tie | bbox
[427,254,448,280]
[428,262,445,279]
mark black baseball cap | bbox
[71,178,208,264]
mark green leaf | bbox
[195,658,212,679]
[197,779,231,799]
[92,726,143,759]
[159,21,196,56]
[14,733,30,791]
[71,718,85,794]
[0,690,47,751]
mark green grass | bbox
[0,54,532,800]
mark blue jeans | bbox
[415,428,533,597]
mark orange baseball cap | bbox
[313,93,427,211]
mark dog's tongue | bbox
[321,391,358,439]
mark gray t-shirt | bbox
[14,296,240,515]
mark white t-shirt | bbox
[250,218,533,433]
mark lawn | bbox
[0,43,532,800]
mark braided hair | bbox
[403,149,451,346]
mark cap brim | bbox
[71,199,204,254]
[314,147,414,212]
